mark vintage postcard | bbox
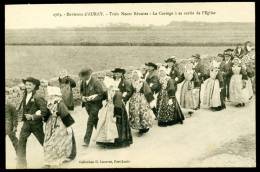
[5,2,255,169]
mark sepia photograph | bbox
[5,2,255,169]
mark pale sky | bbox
[5,2,255,29]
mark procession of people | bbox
[5,41,255,168]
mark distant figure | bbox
[220,50,233,102]
[178,63,200,111]
[128,70,155,134]
[229,58,250,107]
[241,41,255,96]
[201,60,225,111]
[16,77,49,168]
[58,70,76,111]
[156,66,185,127]
[191,54,206,109]
[43,86,76,167]
[234,43,245,59]
[79,67,105,147]
[5,88,19,155]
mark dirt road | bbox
[6,98,255,168]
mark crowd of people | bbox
[5,41,255,168]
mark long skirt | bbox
[43,115,76,166]
[179,80,196,109]
[201,78,222,108]
[129,92,154,130]
[229,74,250,104]
[94,102,119,144]
[114,106,133,147]
[157,90,185,126]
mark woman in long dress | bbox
[229,58,250,107]
[95,77,133,148]
[93,77,119,146]
[241,41,255,98]
[201,60,225,111]
[156,66,185,127]
[43,86,76,167]
[58,70,76,111]
[128,70,155,134]
[178,63,201,110]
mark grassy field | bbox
[5,45,231,86]
[5,22,254,45]
[5,22,255,86]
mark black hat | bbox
[22,77,40,90]
[79,67,93,77]
[145,62,158,70]
[111,68,126,74]
[165,57,176,63]
[192,54,201,59]
[224,49,234,53]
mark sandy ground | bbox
[6,97,255,168]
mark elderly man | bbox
[79,67,105,147]
[16,77,49,168]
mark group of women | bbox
[7,41,255,168]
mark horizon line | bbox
[5,21,255,30]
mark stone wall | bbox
[5,56,214,108]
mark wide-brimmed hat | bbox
[192,54,201,60]
[22,77,40,90]
[145,62,158,70]
[111,68,126,74]
[224,49,234,54]
[79,67,93,77]
[165,56,176,63]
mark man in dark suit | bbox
[191,54,206,109]
[192,54,206,84]
[111,68,133,104]
[220,50,233,101]
[144,62,161,117]
[16,77,49,168]
[79,67,105,147]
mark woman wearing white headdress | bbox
[201,59,225,111]
[229,58,250,107]
[156,66,185,127]
[178,62,200,110]
[94,76,133,148]
[43,86,76,167]
[93,76,119,146]
[128,70,155,134]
